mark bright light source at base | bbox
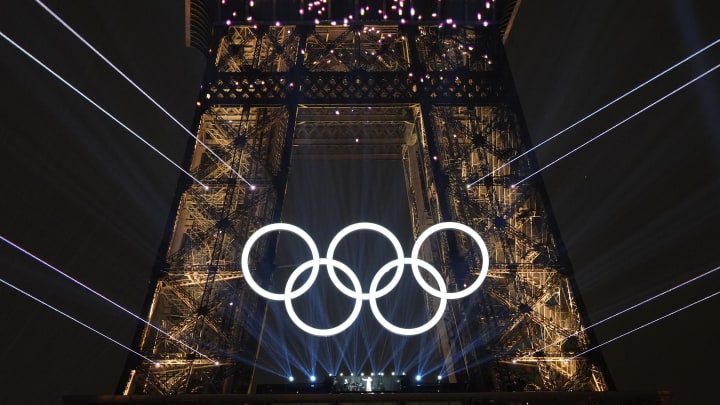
[310,375,316,382]
[288,376,294,382]
[415,374,421,382]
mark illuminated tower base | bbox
[122,0,611,395]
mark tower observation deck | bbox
[118,0,614,397]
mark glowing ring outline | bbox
[368,258,447,336]
[240,222,490,336]
[326,222,404,300]
[410,222,490,300]
[285,258,364,337]
[240,223,320,301]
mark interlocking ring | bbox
[240,223,320,301]
[240,222,489,336]
[369,258,448,335]
[326,222,405,300]
[285,258,363,337]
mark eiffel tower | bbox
[119,0,613,396]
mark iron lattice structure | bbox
[122,0,611,395]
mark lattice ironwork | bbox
[125,6,611,394]
[124,105,289,394]
[414,105,606,390]
[204,70,505,105]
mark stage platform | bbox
[65,390,671,405]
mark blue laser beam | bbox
[522,265,720,359]
[0,31,209,190]
[0,234,216,363]
[512,63,720,187]
[35,0,254,189]
[467,36,720,188]
[0,276,157,365]
[571,289,720,359]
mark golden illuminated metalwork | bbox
[123,0,610,395]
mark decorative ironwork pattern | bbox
[124,12,611,394]
[203,71,504,105]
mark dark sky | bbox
[0,1,719,404]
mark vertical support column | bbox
[247,24,308,391]
[403,23,467,384]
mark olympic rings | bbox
[240,222,489,336]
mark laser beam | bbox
[35,0,255,189]
[521,265,720,359]
[0,276,157,365]
[0,31,209,190]
[571,289,720,359]
[0,234,216,363]
[467,36,720,188]
[512,63,720,187]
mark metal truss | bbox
[124,105,289,394]
[413,104,609,391]
[293,105,418,159]
[126,15,610,394]
[304,25,409,72]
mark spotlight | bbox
[415,374,422,382]
[310,375,317,382]
[288,376,294,382]
[437,375,442,381]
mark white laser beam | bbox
[571,289,720,359]
[512,63,720,187]
[467,36,720,188]
[0,30,209,190]
[35,0,254,189]
[0,276,157,365]
[0,234,216,363]
[521,265,720,359]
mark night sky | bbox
[1,1,719,404]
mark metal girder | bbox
[292,105,418,159]
[126,16,610,396]
[125,105,290,395]
[417,101,608,391]
[203,70,505,105]
[305,25,409,72]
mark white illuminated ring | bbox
[368,258,447,335]
[240,222,489,336]
[285,258,364,337]
[410,222,490,299]
[326,222,404,300]
[240,223,320,301]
